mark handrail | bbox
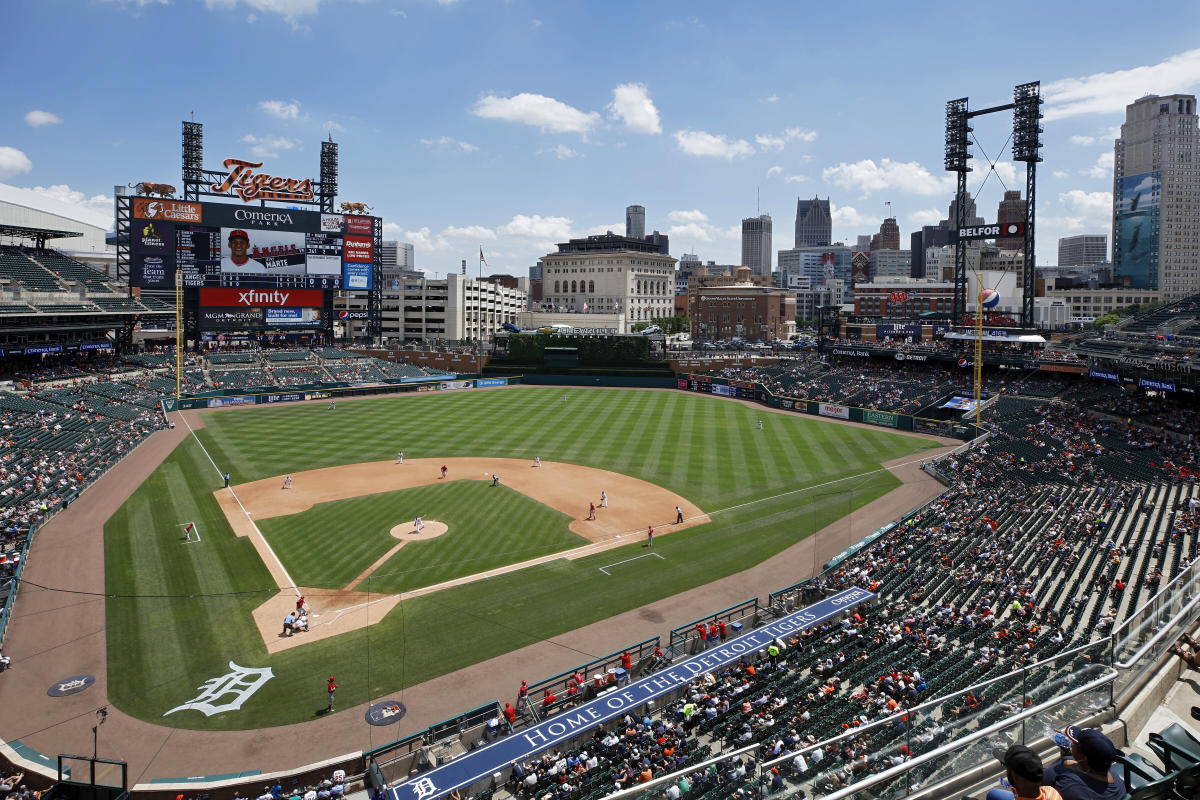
[769,668,1117,800]
[1115,589,1200,669]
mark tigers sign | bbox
[209,158,315,203]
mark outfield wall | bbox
[677,373,979,440]
[161,377,512,411]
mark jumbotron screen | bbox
[129,199,377,291]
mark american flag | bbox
[479,247,488,267]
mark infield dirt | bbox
[218,458,710,653]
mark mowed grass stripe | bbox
[107,387,939,729]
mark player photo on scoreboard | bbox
[219,228,307,275]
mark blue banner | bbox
[80,342,113,351]
[475,378,507,388]
[1138,378,1176,392]
[1089,370,1120,383]
[23,345,63,355]
[387,588,875,800]
[344,262,373,290]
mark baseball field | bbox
[103,386,938,730]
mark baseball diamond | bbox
[0,384,947,782]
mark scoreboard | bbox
[129,198,378,291]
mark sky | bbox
[3,0,1200,277]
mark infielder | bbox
[397,451,404,464]
[600,491,608,508]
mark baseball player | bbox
[676,506,684,524]
[327,676,339,712]
[440,465,448,479]
[533,456,540,467]
[414,516,424,533]
[282,475,293,490]
[588,502,596,520]
[397,451,404,464]
[645,525,654,548]
[600,491,608,508]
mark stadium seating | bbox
[0,247,66,292]
[28,250,121,293]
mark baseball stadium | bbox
[2,113,1200,800]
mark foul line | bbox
[176,411,301,597]
[598,552,664,575]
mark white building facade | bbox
[538,236,677,331]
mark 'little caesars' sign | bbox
[388,588,875,800]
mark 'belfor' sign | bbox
[957,222,1025,241]
[210,158,315,203]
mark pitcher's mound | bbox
[390,520,448,541]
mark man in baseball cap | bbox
[989,744,1063,800]
[222,228,266,272]
[1043,727,1124,800]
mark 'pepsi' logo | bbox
[338,311,349,320]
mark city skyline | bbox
[3,1,1200,276]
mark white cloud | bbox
[1041,189,1113,237]
[24,110,62,127]
[241,134,301,159]
[420,136,479,153]
[205,0,322,21]
[1053,170,1070,178]
[822,158,954,197]
[766,165,783,177]
[966,157,1019,187]
[473,92,600,135]
[258,99,301,120]
[908,208,944,227]
[784,127,817,143]
[666,222,713,243]
[0,147,33,179]
[1044,48,1200,121]
[498,214,573,240]
[668,209,708,223]
[607,83,662,135]
[784,174,807,184]
[437,0,459,4]
[1068,134,1096,146]
[1084,151,1115,179]
[584,223,624,236]
[323,120,345,133]
[540,144,577,159]
[674,129,754,160]
[531,18,542,28]
[763,95,779,104]
[830,203,872,229]
[755,127,816,152]
[755,135,785,151]
[391,8,406,16]
[443,225,496,241]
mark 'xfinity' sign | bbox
[388,588,875,800]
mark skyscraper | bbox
[996,190,1025,250]
[794,196,831,248]
[1113,93,1200,298]
[871,217,900,251]
[626,205,646,240]
[1057,235,1108,267]
[741,214,773,276]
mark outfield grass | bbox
[104,387,938,730]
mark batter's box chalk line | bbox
[178,521,202,543]
[598,552,664,575]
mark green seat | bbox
[1172,762,1200,800]
[1123,774,1177,800]
[1149,724,1200,772]
[1116,752,1169,791]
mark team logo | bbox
[338,310,349,320]
[47,674,96,697]
[163,661,274,717]
[409,778,439,800]
[365,700,407,726]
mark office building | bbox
[852,279,954,318]
[381,240,415,272]
[626,205,646,240]
[336,273,527,343]
[1113,93,1200,298]
[910,226,953,279]
[794,196,832,248]
[538,233,677,328]
[856,235,873,251]
[777,245,853,288]
[868,249,911,279]
[741,214,773,276]
[871,217,900,251]
[688,267,796,340]
[996,190,1025,250]
[1058,234,1109,267]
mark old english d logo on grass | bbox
[163,661,274,717]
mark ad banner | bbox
[200,288,325,307]
[818,403,850,420]
[863,410,899,428]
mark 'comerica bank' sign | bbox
[387,588,875,800]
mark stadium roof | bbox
[0,182,113,233]
[0,222,82,241]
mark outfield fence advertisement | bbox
[678,375,976,439]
